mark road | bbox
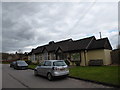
[2,64,112,88]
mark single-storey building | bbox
[111,49,120,65]
[28,36,112,66]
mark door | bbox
[56,52,64,60]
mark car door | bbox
[14,61,17,68]
[12,62,15,67]
[37,61,45,76]
[42,61,52,76]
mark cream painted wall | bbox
[87,49,105,65]
[30,49,112,65]
[86,49,112,65]
[28,56,31,60]
[39,53,43,63]
[80,51,86,66]
[49,53,56,60]
[104,49,112,65]
[31,54,37,63]
[49,53,53,60]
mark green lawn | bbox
[1,62,10,64]
[69,66,120,86]
[28,65,37,69]
[28,65,120,86]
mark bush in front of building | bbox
[30,62,39,65]
[75,61,80,66]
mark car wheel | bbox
[14,66,18,70]
[64,75,68,79]
[47,73,53,81]
[13,67,16,69]
[34,70,38,76]
[16,66,18,70]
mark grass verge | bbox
[69,66,120,86]
[1,62,10,64]
[28,64,37,69]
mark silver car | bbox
[34,60,69,81]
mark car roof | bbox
[16,60,26,62]
[44,60,64,62]
[12,61,16,63]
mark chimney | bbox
[49,41,54,44]
[99,32,102,39]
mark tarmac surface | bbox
[2,64,112,88]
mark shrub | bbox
[31,62,39,65]
[75,61,80,66]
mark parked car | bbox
[10,61,16,68]
[34,60,69,81]
[11,60,28,70]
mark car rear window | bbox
[53,61,66,66]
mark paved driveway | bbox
[2,64,112,88]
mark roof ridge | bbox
[73,36,95,42]
[86,36,96,49]
[55,38,72,44]
[96,37,108,41]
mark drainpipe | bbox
[84,50,87,66]
[33,54,35,62]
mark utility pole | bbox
[99,32,102,39]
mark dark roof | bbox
[28,52,32,55]
[67,36,95,51]
[33,46,44,54]
[45,39,72,52]
[29,36,112,54]
[88,38,112,50]
[112,49,120,51]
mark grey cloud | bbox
[2,2,118,53]
[0,2,2,52]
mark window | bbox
[44,52,48,60]
[44,61,51,66]
[71,53,80,61]
[35,55,38,61]
[39,61,44,66]
[53,61,66,66]
[43,49,48,60]
[39,54,42,60]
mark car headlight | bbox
[17,64,20,66]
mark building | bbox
[28,36,112,66]
[111,49,120,65]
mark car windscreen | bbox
[17,61,27,65]
[53,61,66,66]
[12,62,16,64]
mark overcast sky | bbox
[2,1,119,53]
